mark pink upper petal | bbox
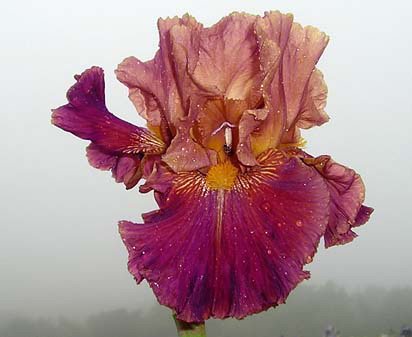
[189,13,261,104]
[116,15,202,130]
[296,68,329,129]
[282,24,329,129]
[243,11,292,156]
[161,115,212,172]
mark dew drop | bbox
[261,201,270,212]
[296,220,303,227]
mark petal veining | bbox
[119,150,329,322]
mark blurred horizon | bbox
[1,282,411,337]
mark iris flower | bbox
[52,11,373,325]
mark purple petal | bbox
[52,67,165,155]
[52,67,166,188]
[119,150,329,322]
[303,154,373,248]
[86,143,143,189]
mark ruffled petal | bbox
[246,11,292,157]
[119,150,329,322]
[282,24,329,127]
[354,205,374,227]
[296,68,329,129]
[236,108,269,166]
[116,15,202,130]
[190,13,261,104]
[303,155,373,248]
[161,115,213,172]
[86,143,143,189]
[52,67,165,188]
[52,67,165,154]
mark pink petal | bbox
[296,68,329,129]
[86,143,142,189]
[303,155,373,248]
[190,13,261,104]
[236,108,269,166]
[282,23,329,130]
[161,116,212,172]
[119,150,329,322]
[116,15,202,130]
[245,11,292,156]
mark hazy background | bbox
[1,0,411,330]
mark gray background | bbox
[1,0,411,319]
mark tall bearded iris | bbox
[52,11,373,325]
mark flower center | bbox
[205,161,239,190]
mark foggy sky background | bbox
[1,0,411,320]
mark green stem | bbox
[173,315,206,337]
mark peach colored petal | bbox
[162,116,212,172]
[239,11,293,159]
[190,13,261,104]
[283,24,329,125]
[296,68,329,129]
[237,109,269,166]
[116,15,202,131]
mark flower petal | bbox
[86,143,143,189]
[52,67,165,154]
[237,108,269,166]
[303,155,373,248]
[189,13,261,104]
[119,150,329,322]
[247,11,292,156]
[116,15,202,130]
[161,116,212,172]
[52,67,165,188]
[283,24,329,127]
[296,68,329,129]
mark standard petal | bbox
[161,116,212,172]
[190,13,261,104]
[248,11,293,155]
[296,68,329,129]
[236,108,269,166]
[282,24,329,129]
[52,67,165,155]
[119,150,329,322]
[116,15,202,131]
[303,155,373,248]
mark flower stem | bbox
[173,315,206,337]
